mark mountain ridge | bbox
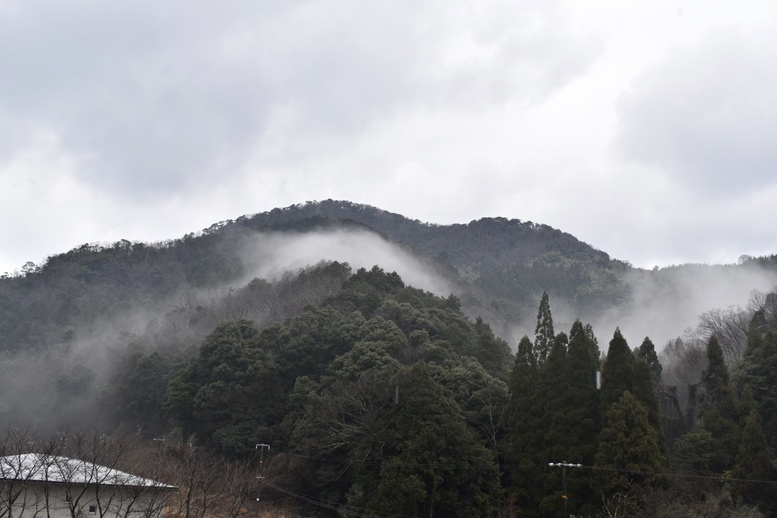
[222,199,616,269]
[2,199,776,357]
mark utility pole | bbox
[549,462,582,518]
[255,443,271,502]
[255,443,271,477]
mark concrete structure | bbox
[0,453,177,518]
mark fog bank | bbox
[239,229,457,297]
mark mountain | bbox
[209,200,777,344]
[1,199,776,432]
[0,200,620,351]
[226,200,632,326]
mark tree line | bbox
[506,289,777,517]
[3,262,777,516]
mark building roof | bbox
[0,453,176,490]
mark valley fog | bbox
[0,227,775,433]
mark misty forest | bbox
[3,200,777,517]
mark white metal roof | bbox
[0,453,176,490]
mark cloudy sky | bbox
[2,0,776,275]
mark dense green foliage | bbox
[153,281,777,516]
[163,266,510,515]
[504,293,777,517]
[596,391,665,493]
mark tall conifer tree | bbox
[539,332,569,516]
[633,356,666,454]
[600,328,635,419]
[737,312,777,449]
[596,391,665,496]
[534,291,555,366]
[601,329,666,456]
[732,409,775,510]
[565,320,601,463]
[506,335,542,512]
[637,336,663,387]
[560,320,601,517]
[699,336,741,471]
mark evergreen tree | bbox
[364,364,502,517]
[473,316,512,379]
[164,319,283,450]
[633,356,666,454]
[564,321,601,460]
[595,391,665,496]
[732,410,775,510]
[736,312,777,449]
[600,329,666,460]
[560,320,601,516]
[600,328,635,419]
[637,336,663,387]
[670,430,716,473]
[534,291,555,366]
[699,336,741,472]
[506,336,542,509]
[539,332,570,515]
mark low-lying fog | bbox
[1,228,775,433]
[604,264,777,350]
[240,230,777,353]
[239,230,456,297]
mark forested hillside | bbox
[4,199,777,353]
[2,200,777,516]
[230,200,632,322]
[162,265,511,516]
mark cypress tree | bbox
[506,335,542,512]
[736,312,777,449]
[596,391,665,496]
[633,356,666,454]
[534,291,555,366]
[565,320,601,462]
[539,332,569,515]
[637,336,663,387]
[600,328,635,419]
[600,329,666,462]
[561,320,601,517]
[732,409,775,510]
[699,336,741,472]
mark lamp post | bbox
[549,462,582,518]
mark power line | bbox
[276,450,777,487]
[502,461,777,486]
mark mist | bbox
[1,225,775,435]
[589,263,777,352]
[238,229,457,297]
[0,228,461,433]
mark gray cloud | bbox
[612,28,777,196]
[1,0,776,274]
[0,0,595,203]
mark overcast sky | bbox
[2,0,776,275]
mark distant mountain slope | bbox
[2,199,777,432]
[222,200,630,323]
[229,199,612,268]
[2,199,776,357]
[209,200,777,346]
